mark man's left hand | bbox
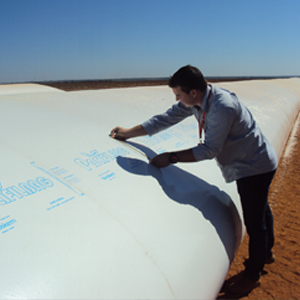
[150,153,171,168]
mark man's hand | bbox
[110,126,130,141]
[110,125,148,141]
[150,153,171,168]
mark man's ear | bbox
[190,89,198,98]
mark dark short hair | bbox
[168,65,207,93]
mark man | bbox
[110,65,277,294]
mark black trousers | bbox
[236,169,276,280]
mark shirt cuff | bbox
[192,144,215,161]
[141,120,158,136]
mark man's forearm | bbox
[171,149,197,163]
[150,148,197,168]
[128,125,148,138]
[110,124,148,140]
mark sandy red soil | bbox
[218,113,300,299]
[45,80,300,299]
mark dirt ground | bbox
[218,113,300,299]
[46,80,300,300]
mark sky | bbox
[1,0,300,83]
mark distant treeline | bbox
[40,76,300,92]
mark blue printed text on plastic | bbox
[0,177,54,206]
[74,147,130,171]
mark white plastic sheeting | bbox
[0,79,300,299]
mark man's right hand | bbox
[110,126,130,140]
[110,125,148,141]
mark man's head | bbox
[169,65,207,107]
[168,65,207,94]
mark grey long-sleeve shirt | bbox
[142,84,278,183]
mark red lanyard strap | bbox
[198,111,206,141]
[197,86,211,144]
[198,111,206,143]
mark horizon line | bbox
[1,75,300,85]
